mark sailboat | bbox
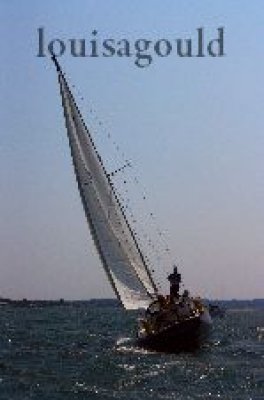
[52,56,212,352]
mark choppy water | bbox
[0,301,263,400]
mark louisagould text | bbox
[37,27,225,68]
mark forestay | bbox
[53,57,158,309]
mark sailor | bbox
[177,289,192,319]
[177,301,190,319]
[146,295,166,317]
[145,295,167,332]
[167,265,181,300]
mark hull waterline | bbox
[137,311,212,352]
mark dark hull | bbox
[137,314,211,353]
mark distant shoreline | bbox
[0,297,263,309]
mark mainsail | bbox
[53,57,158,309]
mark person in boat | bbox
[177,290,192,319]
[144,295,171,332]
[167,265,181,301]
[183,289,197,315]
[146,295,167,317]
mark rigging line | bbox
[71,92,168,269]
[52,56,158,297]
[114,188,166,267]
[111,186,163,288]
[130,202,173,276]
[122,165,174,262]
[69,73,168,271]
[70,83,121,161]
[108,161,132,177]
[71,81,138,209]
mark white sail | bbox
[53,57,158,309]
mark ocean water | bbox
[0,301,263,400]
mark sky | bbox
[0,1,263,300]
